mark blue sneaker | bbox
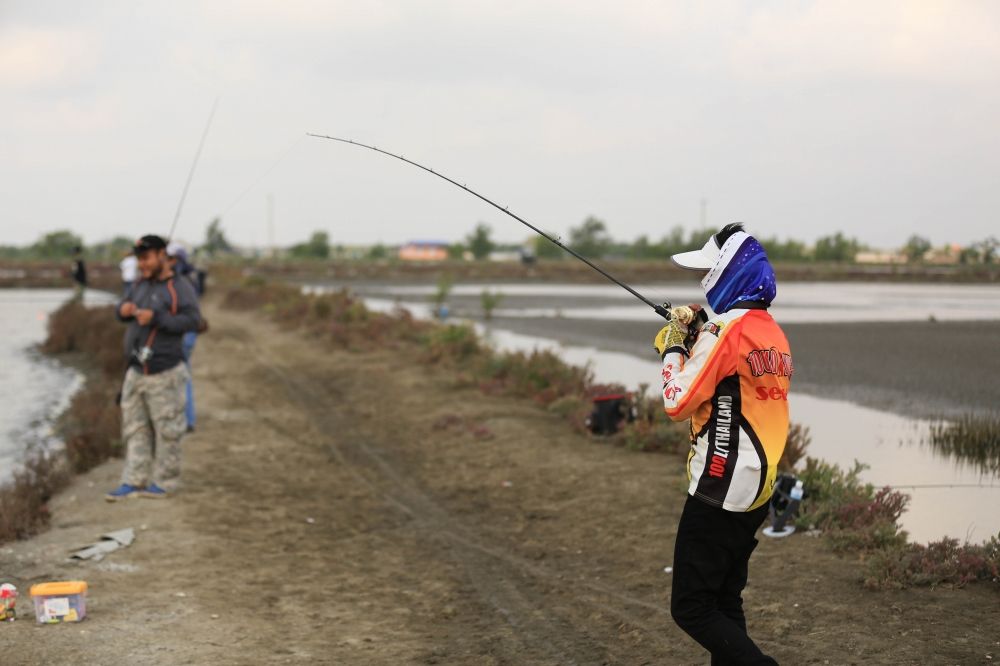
[105,484,142,502]
[140,483,169,499]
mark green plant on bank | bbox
[480,289,504,320]
[430,274,453,317]
[926,413,1000,475]
[793,458,909,552]
[421,324,481,363]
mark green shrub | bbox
[480,289,504,320]
[421,324,482,363]
[796,458,909,551]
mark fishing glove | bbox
[653,305,705,358]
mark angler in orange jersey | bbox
[654,223,790,665]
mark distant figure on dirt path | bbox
[71,246,87,299]
[106,235,201,502]
[120,250,138,297]
[166,241,204,432]
[654,223,791,665]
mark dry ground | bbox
[0,304,997,664]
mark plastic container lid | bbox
[30,581,88,597]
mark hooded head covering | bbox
[672,224,777,314]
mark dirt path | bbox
[1,304,997,664]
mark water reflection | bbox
[925,415,1000,476]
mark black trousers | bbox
[671,495,778,666]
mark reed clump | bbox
[927,413,1000,475]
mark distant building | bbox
[923,244,963,265]
[488,247,536,264]
[398,241,449,262]
[487,250,522,262]
[855,251,907,264]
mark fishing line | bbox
[168,98,219,240]
[885,483,1000,489]
[306,133,673,320]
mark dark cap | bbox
[133,235,168,256]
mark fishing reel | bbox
[662,304,709,351]
[133,346,154,364]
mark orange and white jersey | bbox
[661,308,792,512]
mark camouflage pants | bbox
[119,363,188,491]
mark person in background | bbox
[120,249,139,297]
[654,223,792,665]
[166,241,201,432]
[107,235,200,501]
[71,246,87,299]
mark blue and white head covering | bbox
[671,224,777,314]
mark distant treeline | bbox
[3,216,997,266]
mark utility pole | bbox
[267,193,275,259]
[700,198,707,228]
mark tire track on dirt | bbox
[238,337,678,661]
[250,356,599,664]
[204,324,607,663]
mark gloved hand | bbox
[653,305,705,358]
[653,320,687,358]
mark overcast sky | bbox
[2,1,998,250]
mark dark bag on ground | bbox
[586,394,636,436]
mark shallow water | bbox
[0,289,115,481]
[353,288,1000,542]
[335,281,1000,323]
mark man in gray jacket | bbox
[107,235,201,501]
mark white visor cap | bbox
[671,234,720,271]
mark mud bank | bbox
[0,302,996,664]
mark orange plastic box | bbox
[29,581,88,623]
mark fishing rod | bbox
[306,133,673,320]
[168,98,219,240]
[886,483,1000,490]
